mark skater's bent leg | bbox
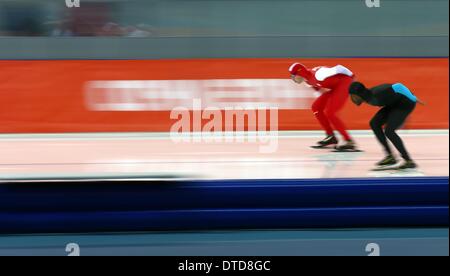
[326,85,352,141]
[312,93,333,136]
[325,107,351,141]
[384,104,415,161]
[384,127,411,161]
[370,107,392,156]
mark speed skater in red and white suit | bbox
[289,63,357,150]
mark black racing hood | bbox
[349,82,373,102]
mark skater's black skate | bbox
[371,159,417,171]
[376,155,397,167]
[334,140,361,152]
[311,135,338,149]
[397,160,418,170]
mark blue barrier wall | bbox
[0,177,448,233]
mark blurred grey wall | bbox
[0,0,448,59]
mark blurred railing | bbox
[0,0,448,37]
[0,0,448,59]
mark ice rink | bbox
[0,130,448,181]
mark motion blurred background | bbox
[3,0,448,37]
[0,0,448,54]
[0,0,448,133]
[0,0,448,256]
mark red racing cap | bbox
[288,63,309,78]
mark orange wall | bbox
[0,58,448,133]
